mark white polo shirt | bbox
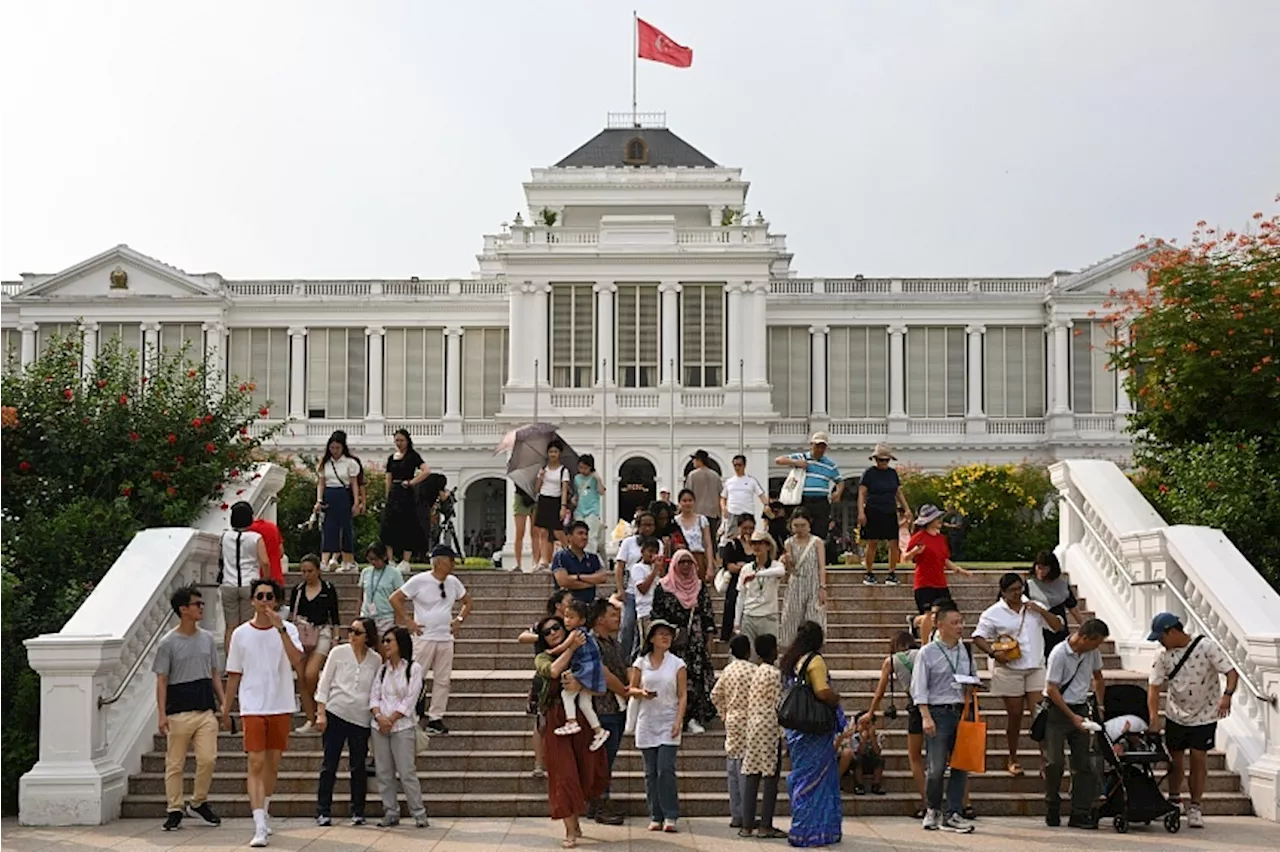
[974,598,1048,671]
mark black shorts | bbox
[860,507,898,541]
[907,704,924,735]
[1165,719,1217,752]
[914,586,950,615]
[534,495,562,531]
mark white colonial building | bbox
[2,114,1144,554]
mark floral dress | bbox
[710,658,757,759]
[742,662,782,775]
[650,583,718,726]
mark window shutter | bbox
[424,328,445,417]
[347,330,367,419]
[160,323,203,355]
[985,328,1006,417]
[1006,329,1025,416]
[1072,325,1093,413]
[405,329,426,418]
[906,328,926,417]
[828,328,849,418]
[867,328,887,417]
[946,327,965,417]
[385,329,407,417]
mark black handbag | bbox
[777,651,837,734]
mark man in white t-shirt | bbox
[719,455,767,537]
[390,544,473,736]
[221,578,303,848]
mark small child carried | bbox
[549,599,610,752]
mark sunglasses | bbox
[351,629,365,637]
[381,637,395,645]
[438,582,447,599]
[541,627,562,638]
[254,593,275,601]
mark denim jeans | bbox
[924,704,967,815]
[726,757,743,822]
[599,712,625,799]
[641,745,680,822]
[619,593,637,663]
[317,713,370,817]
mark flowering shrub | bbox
[0,329,282,811]
[1107,202,1280,590]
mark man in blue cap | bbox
[390,544,473,735]
[1145,612,1238,829]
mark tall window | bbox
[227,328,288,409]
[98,322,143,374]
[828,327,888,418]
[985,326,1045,417]
[385,328,444,418]
[682,284,724,387]
[550,284,594,387]
[2,328,18,370]
[616,284,659,387]
[767,326,810,417]
[37,322,79,356]
[307,328,367,419]
[462,327,508,418]
[906,326,965,417]
[1072,320,1117,414]
[160,323,203,356]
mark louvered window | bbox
[160,323,204,356]
[616,284,660,387]
[1071,320,1117,413]
[550,284,594,387]
[906,326,965,417]
[97,322,144,375]
[384,328,445,418]
[35,323,79,358]
[682,284,724,387]
[306,328,367,419]
[767,326,810,417]
[828,327,888,418]
[227,328,288,409]
[985,327,1045,417]
[1,328,17,369]
[462,327,508,418]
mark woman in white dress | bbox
[628,620,688,833]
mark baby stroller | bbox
[1094,683,1181,833]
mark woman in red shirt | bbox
[902,505,972,613]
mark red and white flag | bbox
[637,18,693,68]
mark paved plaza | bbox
[4,816,1278,851]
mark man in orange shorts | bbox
[221,578,302,847]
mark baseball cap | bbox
[429,544,459,561]
[1147,612,1182,641]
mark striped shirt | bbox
[788,452,843,498]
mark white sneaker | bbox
[1188,804,1204,828]
[265,814,272,835]
[941,812,975,833]
[922,808,942,831]
[686,719,705,735]
[295,721,315,734]
[249,827,269,847]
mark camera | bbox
[437,487,457,519]
[883,705,898,721]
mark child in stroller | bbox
[1095,683,1182,833]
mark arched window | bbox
[624,137,649,165]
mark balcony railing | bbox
[223,279,506,298]
[988,418,1048,436]
[768,277,1050,296]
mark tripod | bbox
[434,512,463,556]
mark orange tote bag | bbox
[949,691,987,774]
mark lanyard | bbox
[934,639,964,676]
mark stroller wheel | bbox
[1113,816,1129,833]
[1164,812,1181,833]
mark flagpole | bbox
[631,10,638,127]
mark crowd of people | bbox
[151,431,1241,848]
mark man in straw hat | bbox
[857,443,912,586]
[775,431,844,539]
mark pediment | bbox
[1055,244,1159,295]
[17,245,216,299]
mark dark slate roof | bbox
[554,128,717,168]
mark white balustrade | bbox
[978,278,1047,293]
[987,418,1048,435]
[681,391,725,408]
[616,390,662,409]
[383,280,450,296]
[767,279,814,295]
[385,421,444,438]
[826,278,893,294]
[1050,459,1280,821]
[459,279,508,295]
[769,419,811,437]
[19,464,286,826]
[828,418,889,436]
[551,391,595,409]
[1074,415,1117,433]
[303,419,364,438]
[907,418,967,435]
[462,421,504,437]
[675,228,733,245]
[902,278,969,294]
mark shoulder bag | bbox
[779,464,805,506]
[991,607,1027,663]
[950,690,988,773]
[777,651,837,734]
[672,605,696,652]
[291,584,320,654]
[1030,654,1087,742]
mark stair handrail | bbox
[1058,490,1135,585]
[1131,578,1275,707]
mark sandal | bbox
[554,721,582,737]
[1007,761,1025,777]
[737,828,755,838]
[758,827,789,839]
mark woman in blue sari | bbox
[780,620,843,847]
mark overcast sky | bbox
[2,0,1277,281]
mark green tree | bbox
[0,330,281,812]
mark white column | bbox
[594,282,615,387]
[365,326,385,419]
[202,321,224,399]
[288,326,307,419]
[747,282,769,385]
[507,283,527,387]
[809,325,828,416]
[78,321,97,374]
[966,324,985,417]
[1051,320,1072,414]
[445,326,463,418]
[19,322,37,367]
[1045,325,1057,414]
[659,282,681,385]
[888,324,907,417]
[1114,324,1134,416]
[726,283,743,386]
[140,322,160,380]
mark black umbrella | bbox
[495,423,579,499]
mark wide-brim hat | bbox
[869,442,897,461]
[810,431,830,445]
[646,619,678,641]
[914,504,944,527]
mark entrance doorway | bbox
[682,455,723,478]
[618,457,656,523]
[463,477,506,558]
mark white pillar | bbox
[659,282,681,385]
[726,283,744,386]
[366,326,385,419]
[445,326,463,418]
[140,322,160,378]
[1114,324,1133,416]
[20,322,37,367]
[888,324,906,418]
[747,282,769,385]
[79,321,97,375]
[966,324,985,417]
[202,322,224,399]
[507,283,528,387]
[288,326,307,419]
[594,282,615,387]
[1051,320,1072,414]
[1045,325,1056,414]
[809,325,828,416]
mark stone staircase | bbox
[120,567,1254,819]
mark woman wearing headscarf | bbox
[649,549,717,734]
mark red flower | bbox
[1158,484,1169,494]
[205,442,216,454]
[96,379,108,388]
[18,460,31,473]
[238,383,248,392]
[1207,481,1219,490]
[258,407,269,417]
[129,431,140,441]
[229,468,241,478]
[152,470,166,481]
[238,427,248,436]
[191,418,203,428]
[174,455,185,464]
[236,489,245,495]
[118,394,128,405]
[167,433,177,444]
[122,486,133,497]
[220,502,229,510]
[187,369,197,378]
[166,486,178,497]
[203,414,214,425]
[141,375,148,384]
[62,388,74,401]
